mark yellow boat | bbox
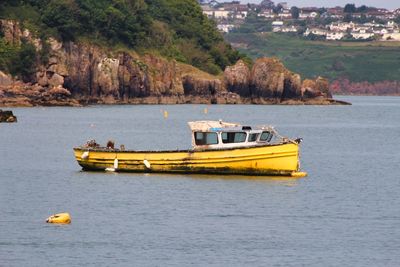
[73,121,306,177]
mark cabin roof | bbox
[187,120,273,132]
[188,121,239,132]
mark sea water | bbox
[1,96,399,266]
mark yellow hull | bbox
[74,143,304,177]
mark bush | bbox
[11,40,37,81]
[0,38,37,81]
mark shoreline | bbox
[0,96,351,107]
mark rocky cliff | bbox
[0,20,346,106]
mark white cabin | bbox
[188,121,283,150]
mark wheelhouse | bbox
[188,121,280,150]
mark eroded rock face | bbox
[34,40,185,101]
[0,19,338,106]
[0,19,22,45]
[247,57,304,100]
[0,71,13,86]
[301,77,331,99]
[315,76,332,98]
[224,60,251,96]
[142,54,184,96]
[182,75,223,96]
[282,73,302,100]
[250,58,287,98]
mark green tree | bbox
[10,40,37,81]
[356,5,368,13]
[343,13,353,22]
[290,6,300,19]
[41,0,80,41]
[344,4,356,13]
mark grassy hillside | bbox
[225,32,400,82]
[0,0,246,76]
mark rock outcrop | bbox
[0,19,346,106]
[224,60,251,96]
[301,77,332,99]
[223,57,337,104]
[0,109,17,122]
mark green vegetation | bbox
[225,32,400,82]
[231,12,272,33]
[0,39,37,81]
[0,0,246,75]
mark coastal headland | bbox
[0,14,347,106]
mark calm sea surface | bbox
[1,96,399,266]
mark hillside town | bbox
[199,0,400,41]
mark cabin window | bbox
[260,131,273,142]
[194,132,218,145]
[221,132,247,143]
[248,133,259,142]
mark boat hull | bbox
[74,143,303,176]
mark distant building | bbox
[281,26,298,33]
[277,2,288,9]
[328,22,355,31]
[278,9,292,19]
[260,0,274,9]
[208,0,220,8]
[272,20,284,32]
[201,6,230,19]
[299,8,319,19]
[272,20,284,26]
[382,32,400,41]
[351,30,374,39]
[327,6,344,18]
[366,10,389,19]
[304,28,327,36]
[217,24,236,33]
[258,9,275,18]
[326,32,344,40]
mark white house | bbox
[272,21,284,32]
[328,22,355,31]
[299,11,318,19]
[272,21,284,26]
[326,32,344,40]
[201,6,230,19]
[278,9,292,19]
[351,31,374,39]
[281,26,298,33]
[213,8,230,19]
[217,24,235,33]
[304,28,327,36]
[258,9,275,18]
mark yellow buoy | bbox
[291,171,308,178]
[46,213,71,224]
[163,110,168,118]
[203,108,208,114]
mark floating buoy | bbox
[291,171,307,178]
[46,213,71,224]
[203,107,208,114]
[163,110,168,118]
